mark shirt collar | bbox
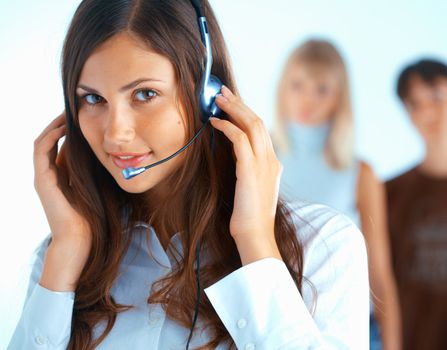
[132,221,183,269]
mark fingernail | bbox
[216,93,229,103]
[221,85,232,98]
[209,116,221,121]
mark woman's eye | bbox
[135,89,157,102]
[84,94,103,105]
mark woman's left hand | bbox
[210,86,283,265]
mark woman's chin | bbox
[113,170,158,193]
[119,181,156,193]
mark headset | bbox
[121,0,223,181]
[120,1,222,349]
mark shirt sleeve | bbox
[204,214,370,350]
[7,234,75,350]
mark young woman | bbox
[8,1,368,349]
[272,39,401,350]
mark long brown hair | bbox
[273,39,354,170]
[57,0,305,348]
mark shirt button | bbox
[34,335,46,345]
[245,343,255,350]
[237,318,247,329]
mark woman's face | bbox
[282,62,339,125]
[76,32,187,194]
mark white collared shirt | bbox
[7,200,369,349]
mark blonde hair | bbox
[272,39,354,169]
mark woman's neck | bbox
[286,119,330,152]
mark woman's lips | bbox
[110,152,152,169]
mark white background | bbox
[1,0,446,347]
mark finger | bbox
[209,117,254,164]
[35,113,66,145]
[34,111,66,144]
[34,125,66,174]
[215,87,272,157]
[216,86,257,131]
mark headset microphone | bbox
[122,0,223,181]
[122,120,209,180]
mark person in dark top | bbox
[386,58,447,350]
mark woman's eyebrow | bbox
[76,78,166,94]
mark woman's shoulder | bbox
[285,198,361,232]
[283,198,366,262]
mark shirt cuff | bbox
[204,257,322,350]
[22,283,74,347]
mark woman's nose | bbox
[103,108,136,145]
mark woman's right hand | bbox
[33,111,91,241]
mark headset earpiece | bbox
[200,74,223,122]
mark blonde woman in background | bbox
[272,39,401,350]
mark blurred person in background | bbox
[386,58,447,350]
[272,39,402,350]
